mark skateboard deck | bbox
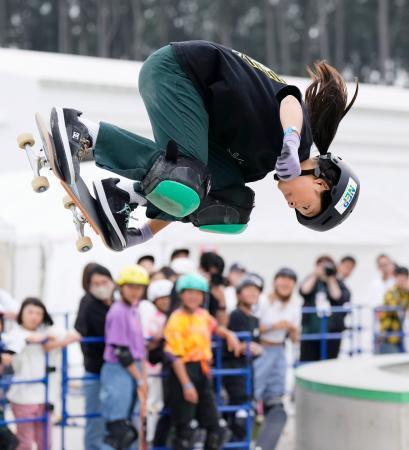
[18,113,118,252]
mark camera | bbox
[324,264,337,277]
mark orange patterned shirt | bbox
[164,308,217,363]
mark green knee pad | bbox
[199,224,248,234]
[141,141,210,218]
[146,180,200,218]
[185,185,255,233]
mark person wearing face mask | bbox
[74,263,115,450]
[100,265,148,450]
[253,268,300,450]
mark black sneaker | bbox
[93,178,137,250]
[50,107,93,185]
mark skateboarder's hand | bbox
[183,384,198,404]
[275,132,301,181]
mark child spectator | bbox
[379,266,409,353]
[223,275,263,441]
[0,313,19,450]
[145,279,173,443]
[164,273,241,450]
[74,263,114,450]
[254,268,300,450]
[100,265,148,450]
[4,298,79,450]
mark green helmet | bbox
[176,273,209,294]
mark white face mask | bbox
[90,285,114,301]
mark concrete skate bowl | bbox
[295,355,409,450]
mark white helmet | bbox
[147,279,174,302]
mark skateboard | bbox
[255,404,287,450]
[17,113,118,253]
[137,386,148,450]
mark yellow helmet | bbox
[117,265,149,286]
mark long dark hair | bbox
[17,297,54,327]
[305,61,359,155]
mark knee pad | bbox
[171,423,196,450]
[140,140,211,218]
[104,420,138,450]
[0,427,19,450]
[185,185,255,234]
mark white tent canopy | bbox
[1,47,409,312]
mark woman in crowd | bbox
[254,268,300,450]
[74,263,115,450]
[4,298,79,450]
[100,265,148,450]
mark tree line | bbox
[0,0,408,86]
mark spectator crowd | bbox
[0,249,408,450]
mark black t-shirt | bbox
[224,308,260,364]
[299,278,351,333]
[74,294,111,374]
[171,40,313,183]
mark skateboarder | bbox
[50,40,360,250]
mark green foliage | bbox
[0,0,407,85]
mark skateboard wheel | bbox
[17,133,35,149]
[76,236,93,253]
[62,195,75,209]
[31,176,49,193]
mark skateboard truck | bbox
[63,195,93,252]
[17,133,50,193]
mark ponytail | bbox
[305,61,359,155]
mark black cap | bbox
[137,254,155,264]
[170,248,190,261]
[236,273,264,293]
[230,262,246,273]
[274,267,298,282]
[395,266,409,276]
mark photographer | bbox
[299,255,350,361]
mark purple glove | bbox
[127,223,153,247]
[275,132,301,181]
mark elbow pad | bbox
[114,346,134,367]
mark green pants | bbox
[94,44,244,220]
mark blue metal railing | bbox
[60,332,253,450]
[1,303,407,449]
[0,347,51,450]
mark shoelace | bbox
[116,203,133,226]
[78,138,92,161]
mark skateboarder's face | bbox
[277,175,328,217]
[121,284,146,304]
[277,157,330,218]
[180,289,204,312]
